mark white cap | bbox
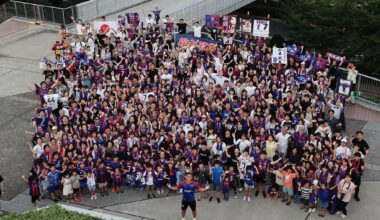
[341,137,347,142]
[52,126,58,130]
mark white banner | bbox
[253,20,270,37]
[272,47,287,64]
[93,21,118,35]
[139,92,156,103]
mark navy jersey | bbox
[178,180,201,201]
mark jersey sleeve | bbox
[194,181,201,190]
[178,180,184,189]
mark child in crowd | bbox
[222,176,230,201]
[87,171,97,200]
[299,181,312,212]
[113,168,124,194]
[62,173,73,202]
[243,166,256,202]
[144,164,155,198]
[280,165,298,206]
[71,170,81,202]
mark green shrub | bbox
[1,205,102,220]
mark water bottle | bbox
[350,91,356,101]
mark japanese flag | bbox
[94,21,118,35]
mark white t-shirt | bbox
[71,41,84,53]
[33,144,44,158]
[276,132,291,153]
[193,26,202,38]
[44,94,60,110]
[338,179,356,202]
[335,146,351,159]
[245,86,256,97]
[144,171,154,185]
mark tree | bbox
[281,0,380,74]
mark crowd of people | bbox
[23,7,370,220]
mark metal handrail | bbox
[11,0,76,10]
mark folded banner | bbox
[326,51,345,62]
[94,21,118,35]
[272,47,287,64]
[253,20,270,37]
[221,15,237,33]
[125,13,140,26]
[287,45,301,55]
[175,34,221,52]
[239,18,252,33]
[205,15,220,29]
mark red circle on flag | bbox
[100,24,110,33]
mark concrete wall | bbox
[75,0,146,22]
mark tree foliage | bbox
[281,0,380,74]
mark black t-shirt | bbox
[176,23,187,34]
[43,70,55,79]
[352,138,369,155]
[199,149,211,165]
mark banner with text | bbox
[175,34,221,52]
[253,20,270,37]
[272,47,288,64]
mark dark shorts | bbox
[211,183,221,192]
[256,173,267,183]
[49,185,59,193]
[73,188,79,194]
[31,195,40,203]
[181,200,196,211]
[301,198,309,206]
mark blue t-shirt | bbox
[47,171,61,186]
[317,188,330,202]
[178,180,200,201]
[211,166,223,184]
[245,172,254,186]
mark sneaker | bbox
[308,208,312,213]
[281,198,287,203]
[101,192,104,197]
[121,190,124,193]
[152,194,156,198]
[255,191,259,197]
[197,198,201,201]
[247,197,251,202]
[209,197,213,202]
[161,190,164,194]
[234,194,238,199]
[147,194,151,199]
[336,211,342,215]
[243,196,247,201]
[94,195,97,200]
[239,188,243,192]
[285,201,291,206]
[340,213,347,218]
[90,195,94,200]
[354,196,360,202]
[217,198,220,203]
[157,190,161,195]
[112,188,116,193]
[312,208,316,212]
[263,191,267,198]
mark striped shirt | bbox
[301,187,311,199]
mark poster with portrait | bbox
[272,47,288,64]
[125,13,140,27]
[239,18,252,33]
[205,15,220,29]
[253,19,270,37]
[338,79,352,96]
[221,15,237,33]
